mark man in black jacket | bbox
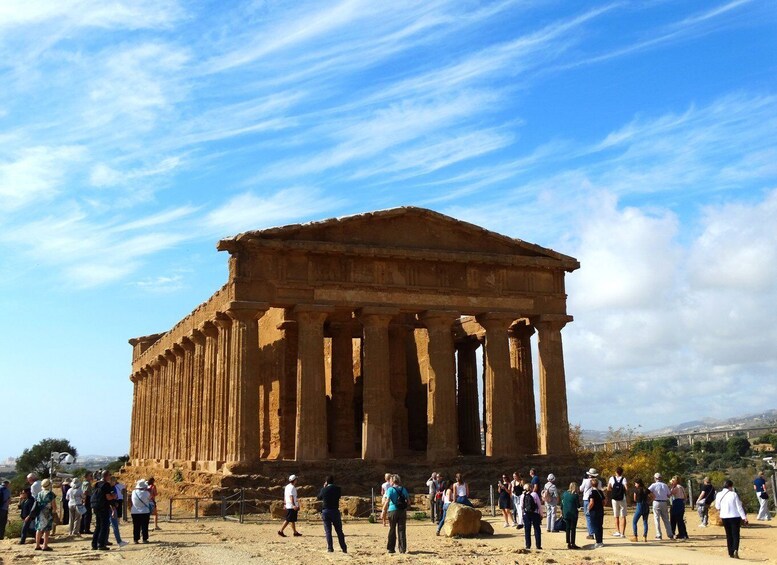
[91,471,116,551]
[317,475,347,553]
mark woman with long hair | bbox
[453,473,472,507]
[497,474,515,527]
[561,482,580,549]
[669,476,689,540]
[631,478,650,542]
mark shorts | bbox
[611,499,627,517]
[285,508,298,522]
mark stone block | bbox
[442,503,483,537]
[478,520,494,535]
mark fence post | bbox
[371,488,375,520]
[772,474,777,515]
[239,488,245,524]
[687,480,693,508]
[489,484,495,517]
[195,498,199,521]
[168,498,173,522]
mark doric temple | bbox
[128,207,579,474]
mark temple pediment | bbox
[219,207,578,270]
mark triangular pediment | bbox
[221,207,577,267]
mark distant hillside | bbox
[582,409,777,442]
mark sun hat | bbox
[547,474,555,481]
[587,468,598,477]
[135,479,148,490]
[288,474,297,482]
[41,478,52,490]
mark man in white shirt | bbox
[607,467,628,538]
[278,474,302,538]
[27,474,42,498]
[381,473,392,527]
[579,468,598,539]
[425,472,440,523]
[648,472,673,540]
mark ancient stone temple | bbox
[128,207,579,473]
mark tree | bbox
[105,455,129,473]
[726,437,751,457]
[15,438,78,478]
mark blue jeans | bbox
[110,514,123,543]
[322,508,347,552]
[632,503,648,536]
[455,496,472,507]
[523,512,541,548]
[583,500,593,534]
[436,503,450,534]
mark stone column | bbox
[213,315,232,465]
[142,366,154,461]
[359,307,397,461]
[188,333,205,463]
[226,303,268,467]
[293,305,332,461]
[388,324,410,454]
[181,340,196,462]
[129,373,139,460]
[535,317,572,455]
[162,344,183,465]
[456,339,481,455]
[279,318,298,460]
[419,311,459,461]
[329,322,356,457]
[201,323,218,465]
[510,321,538,454]
[151,354,167,463]
[476,313,517,458]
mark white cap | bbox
[547,474,555,482]
[288,474,297,482]
[654,472,662,479]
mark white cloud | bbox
[0,145,86,211]
[205,187,345,236]
[0,0,183,30]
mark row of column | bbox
[129,305,571,466]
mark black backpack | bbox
[523,491,537,513]
[611,477,625,501]
[394,487,408,510]
[90,481,106,509]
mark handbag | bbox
[760,491,769,500]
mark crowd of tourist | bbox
[1,470,160,552]
[1,465,772,560]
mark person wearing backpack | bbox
[607,467,628,538]
[521,483,544,550]
[90,470,116,551]
[542,474,559,532]
[382,474,409,554]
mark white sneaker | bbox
[612,532,622,537]
[119,541,128,548]
[698,524,706,528]
[594,543,604,548]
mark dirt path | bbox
[2,514,774,564]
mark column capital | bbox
[456,336,480,352]
[202,321,219,338]
[476,312,518,330]
[227,301,268,322]
[532,314,573,332]
[180,336,195,351]
[358,306,399,327]
[418,310,460,330]
[190,328,206,345]
[172,343,187,356]
[293,304,334,324]
[158,353,170,365]
[214,313,233,330]
[509,319,535,339]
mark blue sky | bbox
[1,0,776,459]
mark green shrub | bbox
[4,519,23,540]
[412,511,428,521]
[368,514,376,523]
